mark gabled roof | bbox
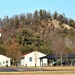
[22,51,46,57]
[21,51,34,59]
[0,54,11,59]
[22,51,33,57]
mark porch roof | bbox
[40,54,60,59]
[68,54,75,59]
[40,54,75,59]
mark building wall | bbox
[0,33,1,37]
[21,51,47,67]
[0,55,11,66]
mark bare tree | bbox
[51,35,66,66]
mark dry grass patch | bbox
[0,71,75,75]
[0,66,75,75]
[37,66,75,70]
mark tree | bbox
[18,28,53,54]
[39,9,48,20]
[18,28,39,54]
[0,37,3,44]
[5,38,12,45]
[51,35,66,66]
[20,44,38,54]
[7,43,22,60]
[20,13,26,26]
[57,14,64,23]
[18,28,34,46]
[26,13,33,24]
[68,18,75,28]
[0,45,6,55]
[39,9,43,20]
[46,11,52,20]
[53,11,58,19]
[34,10,39,21]
[39,45,53,55]
[14,15,20,28]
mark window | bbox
[3,61,4,64]
[21,57,25,59]
[0,62,1,65]
[29,57,32,62]
[6,61,8,63]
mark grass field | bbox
[0,72,75,75]
[0,66,75,75]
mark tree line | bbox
[0,9,75,61]
[0,10,75,29]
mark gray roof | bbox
[40,54,75,59]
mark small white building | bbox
[0,54,11,67]
[21,51,47,67]
[0,33,1,37]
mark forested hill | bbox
[0,9,75,60]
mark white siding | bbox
[21,51,47,67]
[0,33,1,37]
[0,55,11,66]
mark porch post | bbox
[40,59,41,66]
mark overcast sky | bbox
[0,0,75,20]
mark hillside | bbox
[0,9,75,60]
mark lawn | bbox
[0,71,75,75]
[0,66,75,75]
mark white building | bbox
[21,51,47,67]
[0,54,11,67]
[0,33,1,37]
